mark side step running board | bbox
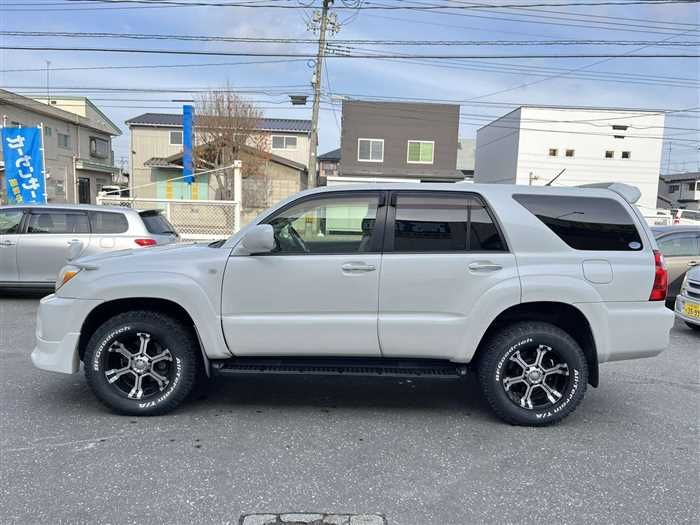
[211,357,468,379]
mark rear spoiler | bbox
[577,182,642,204]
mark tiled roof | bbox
[126,112,311,132]
[318,148,341,161]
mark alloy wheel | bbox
[502,344,570,410]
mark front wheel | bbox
[84,311,200,416]
[477,321,588,426]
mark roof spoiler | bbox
[577,182,642,204]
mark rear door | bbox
[656,232,700,296]
[17,209,90,283]
[87,210,131,254]
[377,191,518,360]
[0,209,25,283]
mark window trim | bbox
[406,140,435,165]
[256,190,389,256]
[169,130,183,146]
[382,190,509,254]
[271,135,298,151]
[357,138,384,163]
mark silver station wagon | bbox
[0,204,179,289]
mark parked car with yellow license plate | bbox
[675,266,700,330]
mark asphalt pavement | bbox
[0,294,698,524]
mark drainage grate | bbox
[239,513,387,525]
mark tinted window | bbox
[267,194,380,254]
[513,194,642,251]
[91,211,128,234]
[657,234,699,257]
[27,212,89,234]
[393,194,505,252]
[140,212,176,235]
[0,210,23,234]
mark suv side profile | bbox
[31,183,674,426]
[0,204,178,289]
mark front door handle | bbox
[468,261,503,272]
[341,262,376,273]
[689,260,698,267]
[68,239,82,245]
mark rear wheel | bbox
[84,311,200,415]
[477,321,588,426]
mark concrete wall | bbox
[340,101,461,180]
[0,102,115,204]
[475,107,665,209]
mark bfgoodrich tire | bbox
[477,321,588,426]
[84,311,200,416]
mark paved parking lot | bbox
[0,294,698,524]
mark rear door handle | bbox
[68,239,82,245]
[689,261,698,267]
[341,262,376,273]
[468,261,503,272]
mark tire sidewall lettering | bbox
[93,325,132,372]
[494,337,532,382]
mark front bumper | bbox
[675,294,700,327]
[31,294,103,374]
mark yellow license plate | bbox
[683,303,700,319]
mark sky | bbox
[1,0,698,174]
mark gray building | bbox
[457,138,475,179]
[658,172,700,210]
[0,89,121,204]
[339,101,462,182]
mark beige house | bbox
[0,89,121,204]
[125,112,310,199]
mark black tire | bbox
[686,321,700,331]
[477,321,588,426]
[84,311,201,416]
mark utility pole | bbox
[307,0,334,189]
[46,60,51,103]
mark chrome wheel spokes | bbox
[502,344,570,410]
[104,333,173,400]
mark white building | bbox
[475,106,665,209]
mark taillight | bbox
[673,217,680,224]
[134,238,157,247]
[649,249,668,301]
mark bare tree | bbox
[195,87,271,201]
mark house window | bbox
[565,149,575,158]
[621,151,631,160]
[169,130,183,145]
[44,126,52,136]
[407,141,434,164]
[58,133,71,149]
[695,181,700,192]
[688,182,696,191]
[669,185,679,193]
[548,148,558,157]
[605,150,614,159]
[90,137,109,159]
[10,121,22,128]
[358,138,384,162]
[271,135,298,150]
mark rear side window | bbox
[657,233,699,257]
[392,193,506,252]
[90,212,128,234]
[140,212,176,235]
[27,212,89,234]
[513,194,642,251]
[0,210,23,234]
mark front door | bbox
[17,209,90,283]
[221,191,386,356]
[378,191,519,360]
[78,177,91,204]
[0,209,24,283]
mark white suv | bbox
[31,183,674,426]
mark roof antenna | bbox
[545,168,566,186]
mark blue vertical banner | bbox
[2,127,47,204]
[182,104,194,185]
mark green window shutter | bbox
[408,142,421,162]
[420,142,434,163]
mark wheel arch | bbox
[473,301,599,387]
[77,297,211,376]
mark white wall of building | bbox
[475,106,665,209]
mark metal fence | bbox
[96,196,241,241]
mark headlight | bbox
[56,265,81,291]
[680,273,689,296]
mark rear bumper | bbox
[675,294,700,327]
[575,301,675,363]
[31,294,102,374]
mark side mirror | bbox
[239,224,275,255]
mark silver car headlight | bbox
[56,265,82,291]
[679,273,689,296]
